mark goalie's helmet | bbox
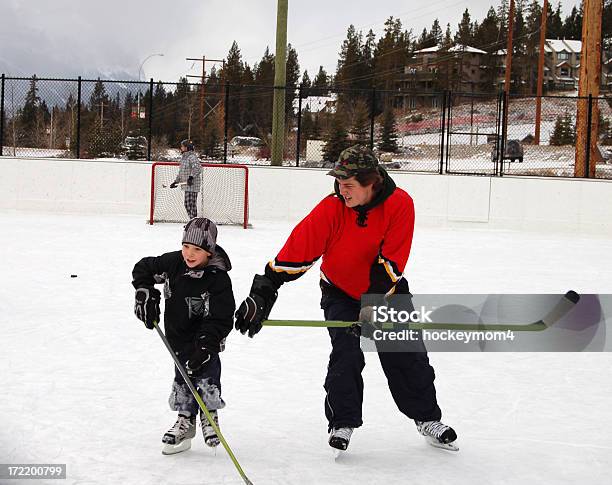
[180,139,195,151]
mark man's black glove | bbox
[134,287,161,330]
[187,176,194,186]
[169,182,178,189]
[185,337,214,378]
[234,274,278,337]
[348,306,379,338]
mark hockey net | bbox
[149,162,249,228]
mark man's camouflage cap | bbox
[326,145,379,179]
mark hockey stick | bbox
[161,182,188,188]
[263,291,581,332]
[153,321,254,485]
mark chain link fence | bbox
[1,74,611,179]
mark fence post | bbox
[147,78,154,161]
[493,91,502,175]
[223,82,229,163]
[369,87,376,150]
[445,91,453,173]
[499,91,508,177]
[0,74,5,157]
[439,90,447,174]
[76,76,82,159]
[585,93,593,179]
[296,85,302,167]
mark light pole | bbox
[137,53,164,120]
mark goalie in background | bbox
[170,139,202,219]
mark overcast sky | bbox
[0,0,582,82]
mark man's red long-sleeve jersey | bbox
[264,187,415,300]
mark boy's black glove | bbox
[186,337,214,378]
[134,287,161,329]
[187,176,194,186]
[235,274,278,337]
[169,182,178,189]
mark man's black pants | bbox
[322,291,442,430]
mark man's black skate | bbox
[200,410,220,447]
[328,427,353,451]
[415,420,458,451]
[162,414,196,455]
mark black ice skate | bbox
[200,409,220,447]
[415,420,459,451]
[162,413,196,455]
[328,427,354,452]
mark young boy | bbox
[132,217,235,455]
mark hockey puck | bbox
[70,274,78,278]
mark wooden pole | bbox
[534,0,548,145]
[271,0,288,166]
[574,0,603,178]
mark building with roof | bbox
[397,44,489,109]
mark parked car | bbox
[228,136,263,158]
[122,135,147,160]
[491,139,523,163]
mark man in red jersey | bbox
[235,145,457,452]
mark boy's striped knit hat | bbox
[182,217,217,253]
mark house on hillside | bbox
[396,44,488,109]
[493,39,609,92]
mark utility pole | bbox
[96,102,107,129]
[574,0,603,178]
[534,0,548,145]
[187,57,225,145]
[271,0,288,166]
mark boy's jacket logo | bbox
[185,292,210,318]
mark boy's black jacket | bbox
[132,245,235,353]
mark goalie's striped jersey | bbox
[264,186,414,300]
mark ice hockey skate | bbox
[161,413,196,455]
[329,427,353,458]
[200,409,220,448]
[415,420,458,451]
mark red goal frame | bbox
[149,162,249,228]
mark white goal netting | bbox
[150,162,249,228]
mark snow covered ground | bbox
[1,212,612,484]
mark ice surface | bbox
[1,211,611,484]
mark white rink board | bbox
[1,157,612,235]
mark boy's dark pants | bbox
[168,350,225,416]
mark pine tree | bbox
[21,75,40,144]
[455,9,474,46]
[285,44,300,122]
[301,70,312,91]
[312,66,329,91]
[323,111,350,164]
[378,105,398,153]
[430,19,443,46]
[525,0,544,93]
[474,7,501,92]
[350,99,370,145]
[223,41,245,136]
[547,2,564,38]
[561,6,582,40]
[549,112,575,145]
[336,25,370,108]
[374,17,410,92]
